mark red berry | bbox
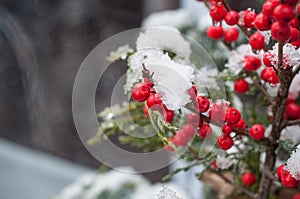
[224,27,239,42]
[224,11,240,26]
[182,124,196,138]
[273,4,295,23]
[217,134,234,150]
[286,102,300,120]
[242,172,257,186]
[290,28,300,43]
[262,0,280,17]
[172,132,189,146]
[146,93,162,108]
[244,56,262,71]
[249,32,265,50]
[206,26,224,40]
[209,4,227,21]
[254,13,272,31]
[209,103,225,122]
[225,107,241,124]
[290,18,299,28]
[271,21,291,42]
[298,4,300,15]
[234,79,249,94]
[143,105,149,117]
[249,124,265,140]
[243,10,257,28]
[292,39,300,49]
[261,67,279,84]
[283,0,298,6]
[263,52,275,67]
[293,193,300,199]
[195,96,210,113]
[276,164,285,179]
[187,113,203,127]
[231,118,247,130]
[198,124,212,139]
[132,82,151,102]
[188,85,197,101]
[212,161,218,169]
[281,170,298,188]
[164,107,175,123]
[222,124,232,135]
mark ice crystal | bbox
[286,145,300,181]
[157,186,182,199]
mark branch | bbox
[292,64,300,77]
[246,71,273,105]
[208,168,256,199]
[281,119,300,129]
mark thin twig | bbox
[281,119,300,129]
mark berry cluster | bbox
[276,164,299,188]
[131,79,175,123]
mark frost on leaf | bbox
[157,186,182,199]
[286,144,300,181]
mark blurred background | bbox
[0,0,260,198]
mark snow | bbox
[136,27,192,59]
[258,30,271,45]
[269,43,300,69]
[157,186,182,199]
[281,126,300,144]
[145,54,195,110]
[289,73,300,100]
[142,9,196,30]
[286,145,300,181]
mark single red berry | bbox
[281,171,298,188]
[262,0,280,17]
[263,52,275,67]
[243,10,257,28]
[225,107,241,124]
[195,96,210,113]
[254,13,272,31]
[234,79,249,94]
[143,105,149,117]
[222,124,232,135]
[286,102,300,120]
[172,132,189,146]
[231,118,247,130]
[298,4,300,15]
[290,28,300,43]
[182,124,196,138]
[271,21,291,42]
[261,67,279,84]
[224,10,240,25]
[206,26,224,40]
[188,85,197,101]
[293,193,300,199]
[217,134,233,150]
[249,124,265,140]
[249,32,265,50]
[164,107,175,123]
[290,18,299,28]
[132,82,151,102]
[273,4,295,23]
[242,172,257,186]
[209,103,225,122]
[209,4,227,21]
[187,113,203,127]
[244,56,262,71]
[146,93,162,108]
[198,124,212,139]
[276,164,285,179]
[292,39,300,49]
[224,27,239,42]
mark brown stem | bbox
[281,119,300,129]
[256,42,293,199]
